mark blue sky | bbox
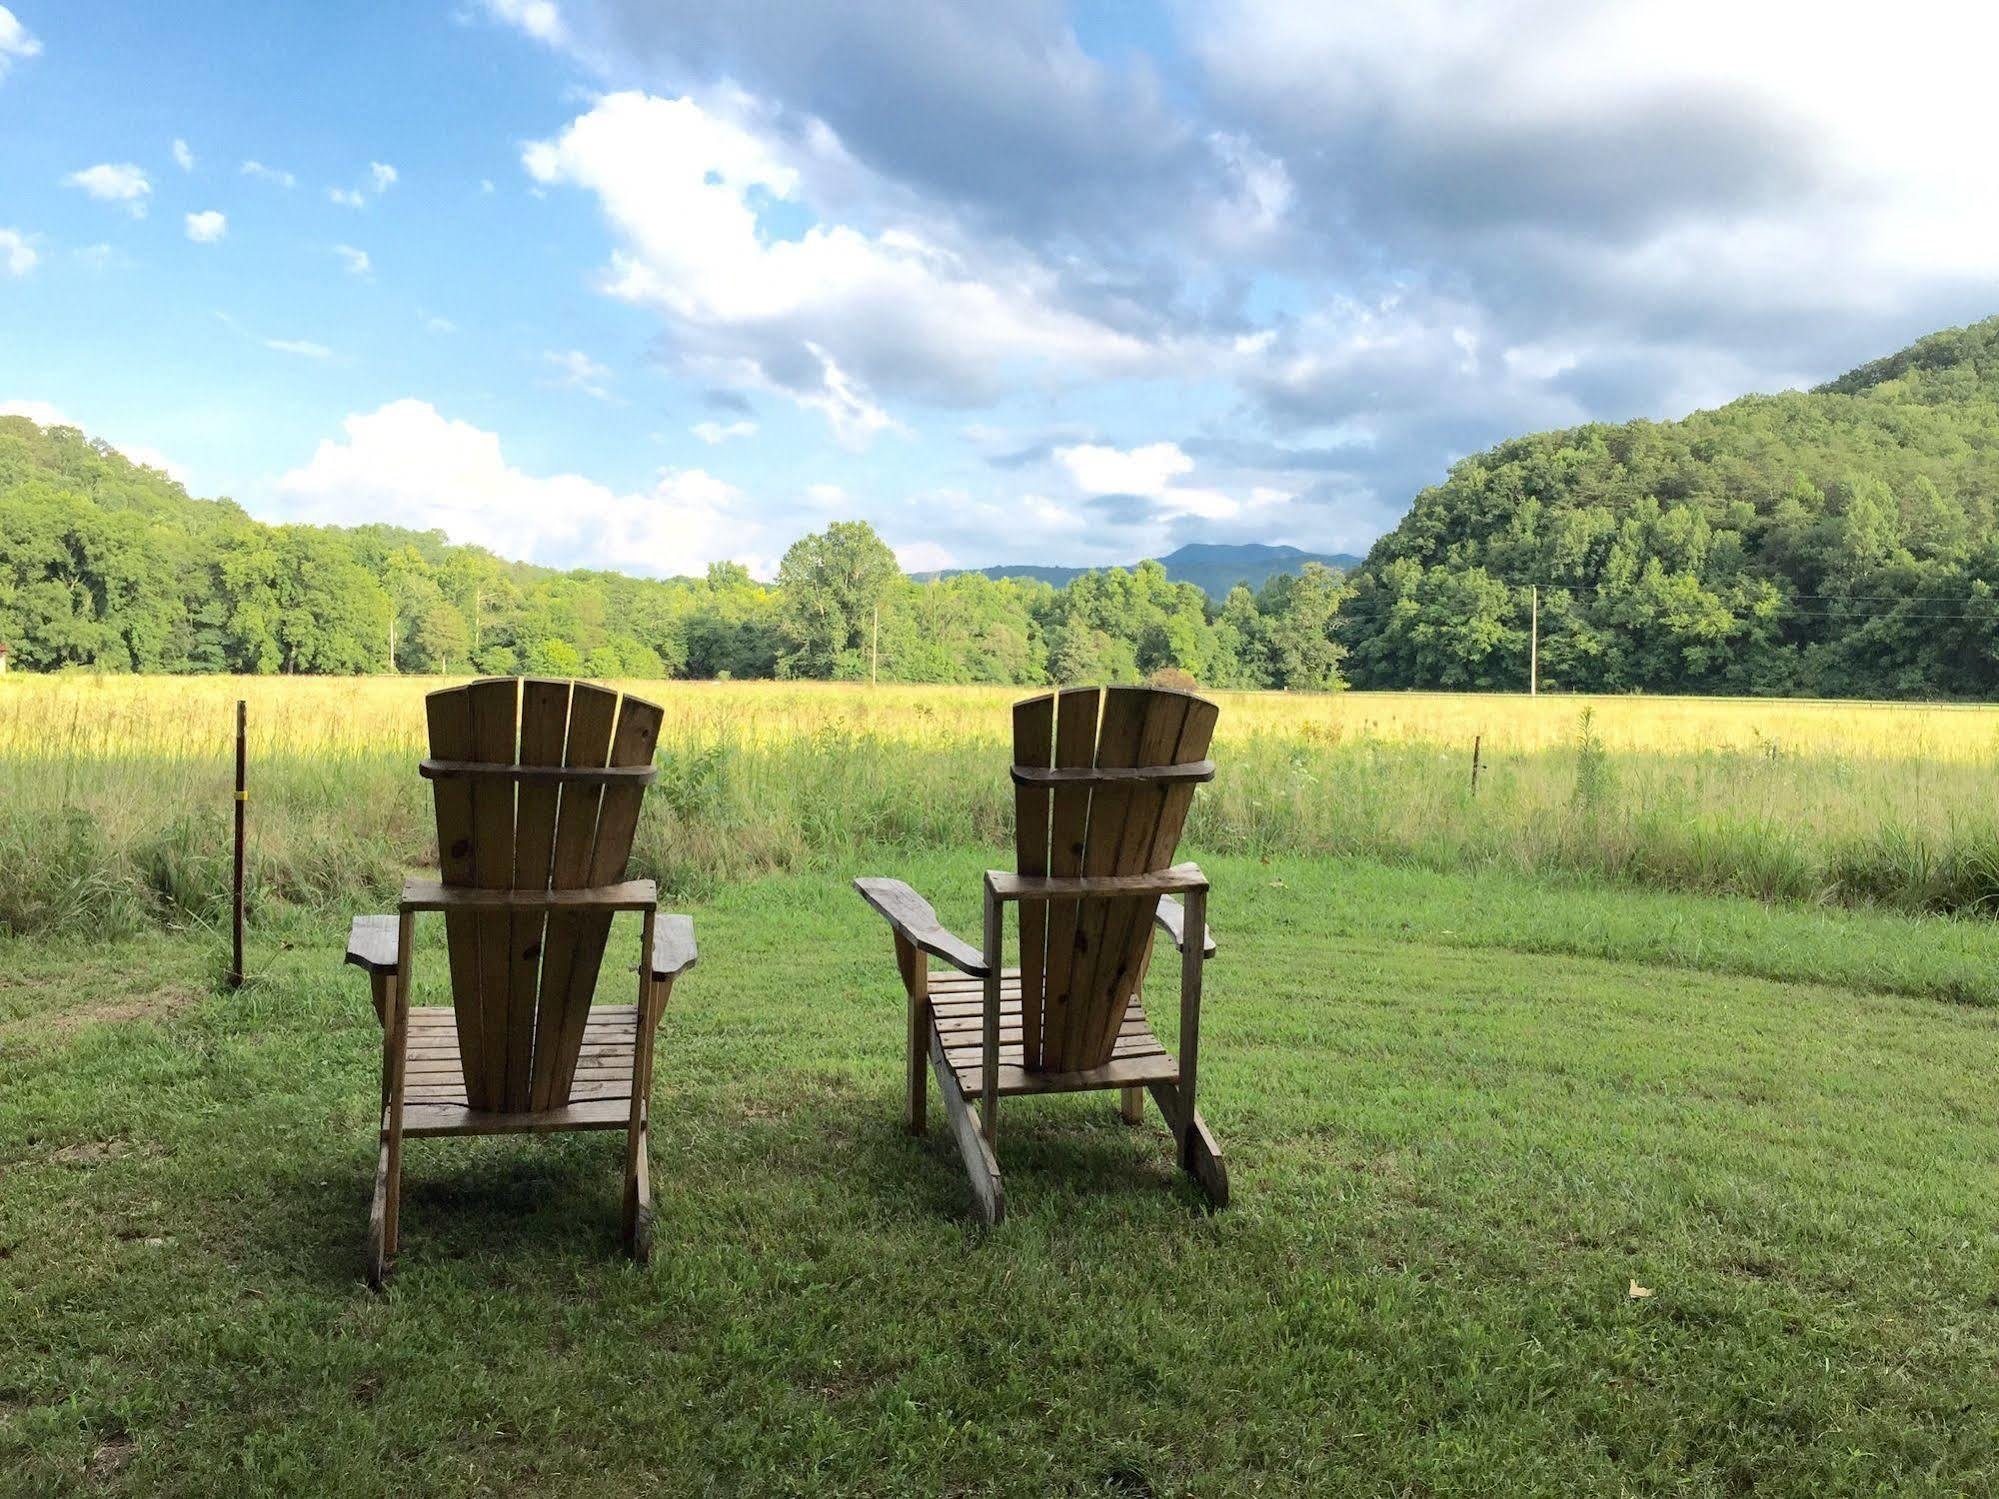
[4,1,1996,579]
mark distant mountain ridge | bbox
[924,542,1361,601]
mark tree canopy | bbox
[0,418,1347,689]
[1339,316,1999,698]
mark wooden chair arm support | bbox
[852,877,991,977]
[345,915,400,976]
[399,877,658,913]
[1153,895,1217,957]
[987,862,1208,903]
[647,914,698,980]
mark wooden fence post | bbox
[231,700,246,989]
[1470,734,1482,797]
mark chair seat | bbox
[398,1005,640,1137]
[926,972,1180,1098]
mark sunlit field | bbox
[3,674,1998,943]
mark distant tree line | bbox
[0,421,1350,689]
[6,314,1999,698]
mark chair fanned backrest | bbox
[423,678,662,1113]
[1011,685,1219,1075]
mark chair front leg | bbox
[370,912,414,1290]
[895,934,929,1134]
[1174,886,1207,1168]
[625,908,659,1263]
[980,882,1002,1144]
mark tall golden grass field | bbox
[1,674,1996,934]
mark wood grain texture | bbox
[466,678,520,1111]
[1085,688,1195,1064]
[547,691,662,1104]
[852,877,988,976]
[1038,687,1099,1071]
[419,759,656,786]
[424,685,489,1109]
[507,678,569,1109]
[1010,693,1053,1070]
[344,914,399,975]
[531,682,617,1110]
[399,878,658,912]
[987,863,1207,900]
[1056,686,1148,1069]
[1009,760,1214,786]
[647,913,698,979]
[1152,894,1217,957]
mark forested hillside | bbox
[0,418,1346,688]
[1340,318,1999,697]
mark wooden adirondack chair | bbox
[345,678,697,1287]
[855,685,1226,1224]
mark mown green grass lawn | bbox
[4,853,1997,1497]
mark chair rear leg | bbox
[1118,1086,1145,1124]
[369,965,408,1289]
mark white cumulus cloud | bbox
[368,161,397,192]
[1,399,68,425]
[184,210,227,244]
[65,163,151,215]
[171,138,195,171]
[276,398,761,575]
[692,419,756,445]
[481,0,566,45]
[241,159,296,189]
[522,91,1173,444]
[1054,440,1246,522]
[0,228,36,276]
[265,338,332,359]
[334,244,372,276]
[545,348,613,400]
[327,186,366,208]
[0,5,39,78]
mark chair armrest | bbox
[1153,895,1216,957]
[345,915,400,975]
[648,914,698,980]
[852,877,990,977]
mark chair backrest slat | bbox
[1037,688,1102,1067]
[422,678,662,1115]
[528,683,618,1110]
[425,686,489,1109]
[466,679,520,1109]
[540,695,662,1105]
[507,679,570,1110]
[1012,685,1218,1074]
[1010,694,1055,1071]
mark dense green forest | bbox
[4,316,1998,696]
[1341,317,1999,697]
[0,417,1346,689]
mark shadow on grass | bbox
[240,1082,1220,1294]
[243,1132,636,1290]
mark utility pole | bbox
[1529,584,1539,697]
[870,602,879,687]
